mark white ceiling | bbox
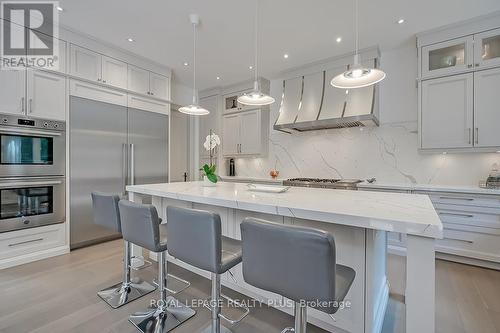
[57,0,500,90]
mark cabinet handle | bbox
[439,196,474,201]
[475,128,479,144]
[8,238,44,247]
[29,98,33,113]
[468,128,471,144]
[21,97,25,113]
[439,212,474,218]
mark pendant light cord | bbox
[355,0,359,56]
[254,0,259,84]
[192,22,197,104]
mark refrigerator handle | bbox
[122,143,128,197]
[130,143,135,185]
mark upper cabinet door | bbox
[473,67,500,148]
[149,73,169,100]
[474,28,500,70]
[29,33,67,73]
[27,70,66,121]
[239,110,261,155]
[421,73,473,149]
[101,56,127,89]
[128,65,150,95]
[70,45,101,82]
[222,114,240,156]
[0,69,26,116]
[421,36,473,79]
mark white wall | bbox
[229,41,500,186]
[171,81,193,106]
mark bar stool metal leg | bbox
[97,240,155,309]
[129,251,196,333]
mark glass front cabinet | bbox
[422,36,474,78]
[474,28,500,69]
[422,28,500,79]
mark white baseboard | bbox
[0,245,69,270]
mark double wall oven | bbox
[0,114,65,233]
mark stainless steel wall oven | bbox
[0,114,66,233]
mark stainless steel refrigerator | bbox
[69,97,168,249]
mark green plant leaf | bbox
[202,164,210,174]
[207,173,218,183]
[209,164,216,174]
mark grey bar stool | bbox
[118,200,196,333]
[240,218,356,333]
[91,192,155,308]
[166,206,249,333]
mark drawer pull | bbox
[439,212,474,218]
[439,196,474,201]
[8,238,44,247]
[443,236,473,244]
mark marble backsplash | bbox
[227,120,500,186]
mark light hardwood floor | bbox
[0,240,499,333]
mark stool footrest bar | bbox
[203,293,250,325]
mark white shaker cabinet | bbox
[473,67,500,147]
[421,73,473,149]
[239,110,261,155]
[222,109,264,156]
[101,56,127,89]
[70,45,101,82]
[128,66,169,99]
[0,69,26,116]
[149,72,169,99]
[128,65,150,95]
[27,70,66,121]
[222,114,240,156]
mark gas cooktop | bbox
[282,178,364,190]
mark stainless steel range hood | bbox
[274,60,380,133]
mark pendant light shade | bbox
[330,0,386,89]
[179,14,210,116]
[238,81,275,106]
[237,0,275,106]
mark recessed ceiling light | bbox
[183,62,189,66]
[216,76,221,80]
[397,18,405,24]
[127,38,134,42]
[336,37,342,43]
[283,54,289,59]
[249,65,253,70]
[56,6,63,12]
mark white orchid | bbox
[203,133,221,151]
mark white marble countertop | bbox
[358,182,500,195]
[127,181,443,239]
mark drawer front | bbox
[428,193,500,208]
[0,224,66,260]
[437,227,500,263]
[437,207,500,229]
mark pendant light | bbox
[237,0,275,106]
[179,14,210,115]
[330,0,386,89]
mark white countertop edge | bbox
[126,183,443,239]
[358,183,500,195]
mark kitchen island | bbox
[126,181,442,333]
